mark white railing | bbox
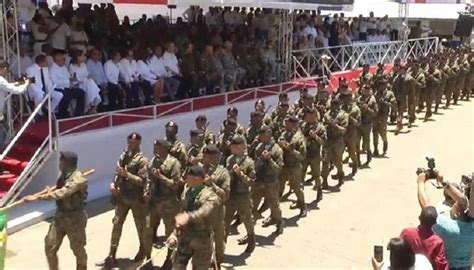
[291,37,439,78]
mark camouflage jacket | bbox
[204,164,231,203]
[301,122,326,159]
[278,130,306,166]
[114,151,149,201]
[356,94,378,124]
[148,154,182,201]
[168,138,187,169]
[374,89,396,117]
[323,109,348,142]
[40,169,87,212]
[253,140,284,183]
[226,155,256,198]
[341,102,361,132]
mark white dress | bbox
[69,63,101,110]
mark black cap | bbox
[286,115,299,123]
[154,139,171,149]
[190,129,204,136]
[165,121,178,129]
[203,145,220,155]
[187,165,206,178]
[60,151,78,166]
[230,136,246,145]
[227,107,238,114]
[195,115,207,121]
[258,125,272,134]
[251,111,264,118]
[127,132,142,141]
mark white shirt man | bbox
[104,59,120,85]
[303,23,318,38]
[50,21,71,50]
[119,58,139,84]
[25,55,63,115]
[0,71,29,116]
[49,62,70,90]
[162,51,180,78]
[87,58,107,86]
[149,54,166,78]
[205,11,216,27]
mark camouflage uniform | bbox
[373,85,396,155]
[321,106,348,186]
[186,143,204,167]
[199,54,224,92]
[109,151,150,261]
[301,120,327,194]
[172,185,220,269]
[204,163,230,267]
[446,59,460,107]
[341,98,361,173]
[168,138,188,169]
[221,51,246,91]
[356,90,378,164]
[358,71,373,88]
[460,57,471,100]
[42,169,88,270]
[278,129,307,209]
[436,61,450,112]
[225,154,256,248]
[425,65,441,119]
[410,68,426,121]
[201,128,216,145]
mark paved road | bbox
[6,100,474,270]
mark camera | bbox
[416,154,437,179]
[462,174,473,186]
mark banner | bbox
[113,0,167,4]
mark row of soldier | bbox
[34,47,474,270]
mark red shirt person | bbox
[400,206,449,270]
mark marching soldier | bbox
[460,52,471,101]
[315,83,331,121]
[255,99,273,126]
[165,165,220,269]
[410,61,425,120]
[217,118,239,165]
[388,60,401,124]
[356,84,378,166]
[202,145,231,269]
[446,54,459,107]
[195,115,216,145]
[295,92,314,119]
[425,60,441,120]
[435,56,450,113]
[186,130,205,168]
[333,77,349,98]
[358,64,373,87]
[301,107,327,203]
[252,125,285,234]
[271,101,290,141]
[279,115,307,217]
[321,98,348,188]
[340,87,361,176]
[219,107,247,136]
[393,65,414,133]
[165,121,187,168]
[291,88,309,113]
[225,136,256,253]
[25,152,88,270]
[199,44,224,94]
[454,53,466,105]
[147,139,182,269]
[270,92,290,119]
[247,111,265,154]
[97,133,150,269]
[373,63,390,91]
[373,78,396,156]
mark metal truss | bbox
[277,9,293,82]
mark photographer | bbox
[0,59,30,146]
[417,171,474,270]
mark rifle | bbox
[111,149,131,204]
[0,169,95,211]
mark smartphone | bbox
[374,245,383,263]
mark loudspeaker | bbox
[454,12,474,37]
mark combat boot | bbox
[95,248,117,269]
[351,165,358,176]
[366,151,372,165]
[316,187,323,203]
[337,173,345,187]
[245,234,256,253]
[383,142,388,155]
[161,256,173,270]
[262,217,276,227]
[133,249,145,262]
[373,147,379,157]
[434,103,439,113]
[275,219,284,235]
[289,201,299,209]
[141,260,154,270]
[299,202,307,218]
[237,235,249,245]
[322,177,329,190]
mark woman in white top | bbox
[69,21,89,52]
[136,48,163,104]
[31,14,50,55]
[69,50,101,114]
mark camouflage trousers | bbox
[303,156,322,189]
[225,196,255,236]
[424,87,435,116]
[109,198,151,256]
[344,129,359,169]
[322,141,345,179]
[45,210,87,270]
[210,205,226,265]
[150,199,179,239]
[445,81,455,107]
[435,83,446,107]
[372,117,388,148]
[252,181,282,220]
[453,76,465,104]
[396,96,407,121]
[357,123,372,152]
[280,164,305,204]
[172,232,213,270]
[407,93,416,123]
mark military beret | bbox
[258,125,272,134]
[60,151,78,165]
[251,111,265,118]
[190,129,204,136]
[230,136,246,145]
[195,115,207,121]
[165,121,178,129]
[127,132,142,141]
[227,107,238,114]
[302,93,314,100]
[255,99,265,106]
[203,145,220,155]
[300,88,309,93]
[338,76,348,84]
[377,63,385,68]
[187,165,206,178]
[154,139,171,149]
[285,115,299,123]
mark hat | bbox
[187,165,206,178]
[230,136,246,145]
[154,139,171,149]
[363,63,370,68]
[190,129,204,136]
[227,107,238,114]
[258,125,272,134]
[165,121,178,129]
[60,151,78,165]
[285,115,299,123]
[127,132,142,141]
[203,145,220,155]
[195,115,207,121]
[339,77,348,86]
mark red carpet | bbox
[0,69,389,198]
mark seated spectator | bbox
[162,42,181,100]
[400,206,449,270]
[69,50,101,114]
[198,45,224,94]
[49,49,85,118]
[372,237,433,270]
[417,171,474,269]
[149,45,178,102]
[25,54,63,117]
[221,41,246,91]
[180,42,200,97]
[86,48,109,110]
[260,41,280,85]
[135,48,162,105]
[119,48,142,107]
[104,50,125,111]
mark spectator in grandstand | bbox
[162,42,181,101]
[69,50,101,114]
[261,41,281,85]
[119,48,142,107]
[417,171,474,269]
[358,15,368,41]
[25,54,63,118]
[222,41,246,91]
[180,42,201,98]
[86,48,109,109]
[69,20,89,53]
[10,47,33,80]
[303,20,318,39]
[49,49,85,118]
[49,11,71,51]
[135,48,162,105]
[31,14,50,55]
[371,237,433,270]
[104,50,124,111]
